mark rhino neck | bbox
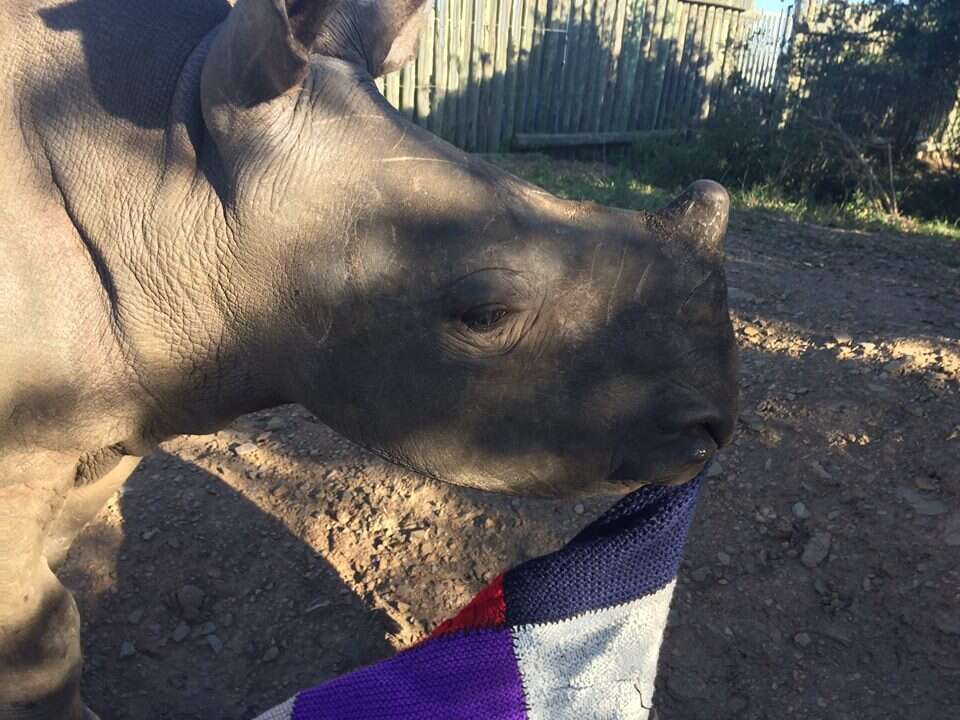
[19,1,291,442]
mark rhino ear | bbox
[316,0,431,78]
[658,180,730,261]
[202,0,340,111]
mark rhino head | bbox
[195,0,738,496]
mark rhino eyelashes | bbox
[460,304,511,333]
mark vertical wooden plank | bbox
[766,8,788,92]
[537,0,562,132]
[524,0,551,132]
[502,0,526,143]
[401,62,416,118]
[583,0,613,132]
[740,11,759,93]
[514,0,538,133]
[629,0,665,130]
[599,0,629,131]
[385,69,401,109]
[656,0,688,129]
[609,0,645,132]
[488,0,511,150]
[465,0,483,150]
[710,7,730,109]
[562,0,593,132]
[477,0,497,147]
[593,0,621,131]
[696,5,720,123]
[431,0,449,137]
[454,0,471,148]
[415,5,435,125]
[678,3,706,128]
[556,0,583,132]
[575,0,604,131]
[648,0,680,130]
[666,1,695,128]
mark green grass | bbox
[489,153,960,245]
[731,185,960,242]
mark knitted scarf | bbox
[256,476,701,720]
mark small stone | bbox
[793,632,812,647]
[206,634,224,654]
[943,514,960,547]
[792,502,811,520]
[705,461,723,478]
[935,610,960,636]
[261,645,280,663]
[177,584,205,620]
[833,332,852,345]
[895,487,949,516]
[173,622,190,643]
[717,551,732,566]
[232,442,258,456]
[141,528,159,541]
[573,503,585,515]
[265,416,286,431]
[808,461,833,481]
[127,609,144,625]
[119,641,136,658]
[742,325,761,338]
[691,566,712,582]
[801,532,832,568]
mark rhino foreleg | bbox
[0,457,85,720]
[44,455,142,571]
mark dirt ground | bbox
[63,183,960,720]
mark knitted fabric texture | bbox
[255,477,702,720]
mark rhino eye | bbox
[461,304,510,333]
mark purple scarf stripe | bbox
[290,630,527,720]
[503,477,701,626]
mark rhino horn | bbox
[658,180,730,261]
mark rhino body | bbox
[0,0,738,716]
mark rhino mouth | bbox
[609,425,719,487]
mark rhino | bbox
[0,0,738,716]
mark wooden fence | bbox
[374,0,796,152]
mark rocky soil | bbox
[64,189,960,719]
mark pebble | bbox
[261,645,280,663]
[943,514,960,547]
[717,551,732,566]
[808,461,833,481]
[573,503,585,515]
[173,622,190,643]
[119,641,136,658]
[265,416,286,431]
[801,532,832,568]
[895,487,948,516]
[206,634,224,654]
[742,325,761,338]
[792,502,811,520]
[691,567,712,582]
[232,442,258,457]
[794,632,812,648]
[177,584,205,620]
[127,609,144,625]
[705,461,723,478]
[934,610,960,636]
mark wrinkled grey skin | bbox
[0,0,738,716]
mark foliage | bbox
[618,1,960,225]
[791,0,960,159]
